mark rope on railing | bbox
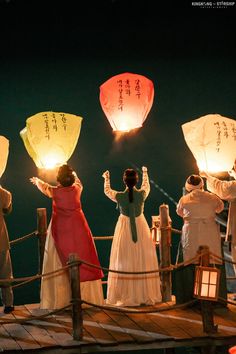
[93,236,113,240]
[0,264,71,286]
[0,252,209,287]
[0,252,235,327]
[10,231,38,245]
[2,247,235,290]
[171,227,182,235]
[208,250,236,265]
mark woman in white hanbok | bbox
[102,166,161,307]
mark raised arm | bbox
[30,177,53,198]
[73,171,83,191]
[176,197,184,218]
[102,170,117,202]
[200,171,236,201]
[140,166,150,198]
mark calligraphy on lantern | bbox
[117,79,141,111]
[214,120,236,152]
[42,113,68,140]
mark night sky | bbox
[0,0,236,304]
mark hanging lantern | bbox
[99,72,154,132]
[194,266,220,301]
[0,136,9,178]
[20,111,83,169]
[182,114,236,172]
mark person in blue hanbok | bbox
[102,166,161,307]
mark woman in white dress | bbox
[102,166,161,307]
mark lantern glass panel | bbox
[202,270,210,283]
[209,284,216,298]
[210,271,217,284]
[200,284,209,297]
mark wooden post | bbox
[198,245,218,334]
[37,208,47,275]
[68,253,83,340]
[159,204,172,302]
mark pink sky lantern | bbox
[99,72,154,132]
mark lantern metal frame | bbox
[193,265,220,301]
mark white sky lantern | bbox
[182,114,236,173]
[99,72,154,132]
[20,111,83,169]
[0,136,9,178]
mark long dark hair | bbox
[123,169,138,203]
[57,164,75,187]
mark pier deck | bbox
[0,300,236,353]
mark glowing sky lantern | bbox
[0,136,9,178]
[182,114,236,173]
[20,111,83,169]
[99,72,154,132]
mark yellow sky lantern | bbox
[0,136,9,178]
[20,111,83,169]
[182,114,236,173]
[99,72,154,133]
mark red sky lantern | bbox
[99,72,154,132]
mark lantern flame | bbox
[197,160,228,173]
[40,154,64,170]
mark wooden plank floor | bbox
[0,300,236,353]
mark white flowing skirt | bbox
[40,223,104,309]
[106,214,162,307]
